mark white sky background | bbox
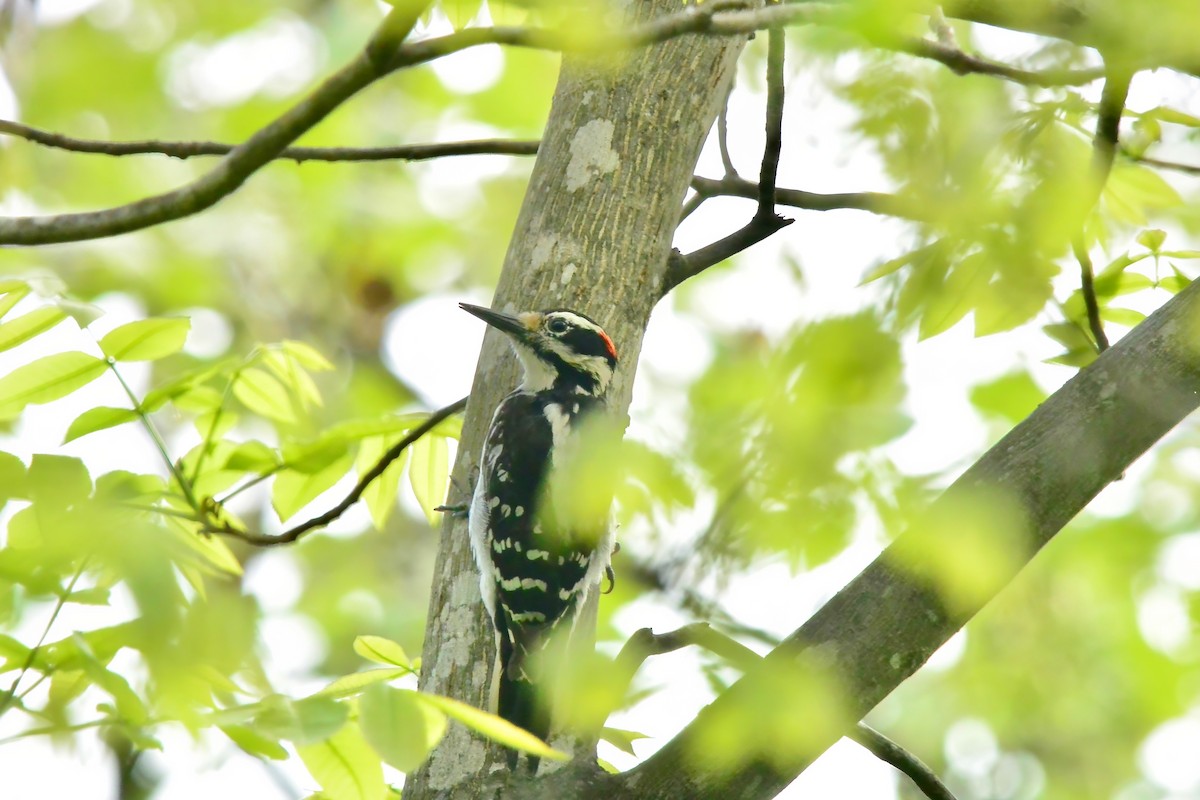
[4,1,1200,798]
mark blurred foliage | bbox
[2,1,1200,799]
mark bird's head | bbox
[460,303,618,396]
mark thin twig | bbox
[206,397,467,546]
[1131,153,1200,176]
[664,19,793,294]
[677,192,708,224]
[109,361,202,514]
[899,38,1103,86]
[0,3,832,247]
[0,561,89,719]
[849,724,959,800]
[690,175,923,220]
[0,119,540,163]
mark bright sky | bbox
[4,1,1200,798]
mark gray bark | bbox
[403,3,755,797]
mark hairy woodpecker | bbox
[460,302,619,771]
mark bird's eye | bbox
[546,318,569,335]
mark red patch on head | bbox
[599,330,618,361]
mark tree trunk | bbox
[404,4,757,797]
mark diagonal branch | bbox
[607,624,958,800]
[0,119,539,163]
[206,396,466,546]
[628,255,1200,800]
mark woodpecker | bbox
[459,302,619,771]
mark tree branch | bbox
[664,15,793,294]
[628,270,1200,797]
[0,119,539,163]
[608,624,958,800]
[1073,66,1131,353]
[690,175,924,219]
[898,38,1103,86]
[848,725,959,800]
[206,397,466,546]
[0,3,835,247]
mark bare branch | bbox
[899,38,1103,86]
[0,3,835,247]
[1074,241,1110,352]
[849,725,959,800]
[755,17,785,219]
[207,397,466,546]
[717,81,738,178]
[1130,153,1200,176]
[664,16,793,295]
[690,174,924,220]
[609,624,958,800]
[0,119,539,163]
[1072,66,1132,354]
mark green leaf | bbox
[272,453,353,522]
[1100,306,1146,326]
[358,436,408,531]
[0,352,107,418]
[969,371,1046,425]
[297,721,386,800]
[354,636,411,668]
[255,695,350,745]
[63,406,139,444]
[234,368,298,425]
[221,725,289,761]
[359,684,448,773]
[0,450,28,502]
[0,282,31,320]
[446,0,483,29]
[418,693,567,761]
[225,440,281,472]
[312,668,409,700]
[0,306,67,353]
[282,340,335,371]
[599,726,651,756]
[408,435,449,526]
[99,318,190,361]
[1137,228,1167,252]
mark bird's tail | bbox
[497,623,553,773]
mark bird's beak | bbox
[459,303,534,339]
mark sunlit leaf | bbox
[0,352,107,418]
[353,635,410,668]
[297,721,386,800]
[233,368,298,425]
[599,726,651,756]
[272,454,353,522]
[312,668,409,700]
[360,684,447,773]
[221,725,289,761]
[418,693,567,760]
[282,340,335,371]
[1137,228,1167,252]
[0,306,67,353]
[63,406,139,444]
[358,436,407,530]
[408,435,449,526]
[99,318,190,361]
[969,371,1045,425]
[255,695,349,745]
